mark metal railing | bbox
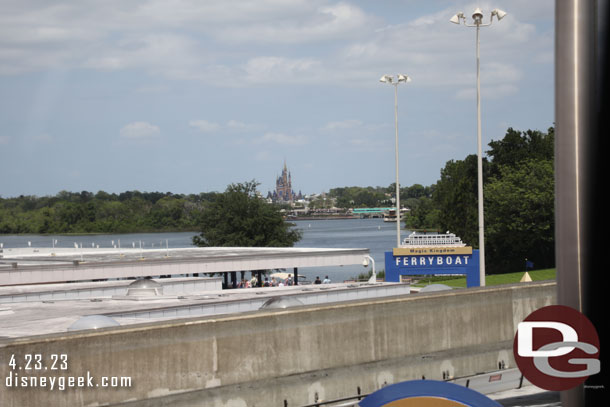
[284,368,527,407]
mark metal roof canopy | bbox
[0,247,370,286]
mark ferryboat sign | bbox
[385,246,480,287]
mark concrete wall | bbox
[0,281,556,407]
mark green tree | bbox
[486,127,554,172]
[403,196,440,231]
[485,159,555,274]
[403,184,427,199]
[432,154,487,247]
[329,186,388,208]
[483,126,555,273]
[192,181,302,247]
[0,189,211,234]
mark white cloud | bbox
[0,1,370,78]
[335,4,551,90]
[189,119,262,134]
[255,150,271,161]
[322,119,363,131]
[225,120,264,133]
[215,2,375,44]
[32,133,54,143]
[119,121,160,140]
[83,33,206,80]
[189,120,221,133]
[226,120,249,129]
[243,56,323,85]
[256,132,308,145]
[0,0,552,94]
[454,83,519,100]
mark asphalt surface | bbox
[490,386,561,406]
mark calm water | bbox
[0,218,406,282]
[293,218,399,281]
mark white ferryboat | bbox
[401,231,466,247]
[383,208,408,222]
[383,209,397,222]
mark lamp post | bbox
[363,255,376,283]
[380,74,411,248]
[450,8,506,287]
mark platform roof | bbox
[0,277,409,339]
[0,246,370,285]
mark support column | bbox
[555,1,607,405]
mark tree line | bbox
[0,190,218,234]
[328,184,434,209]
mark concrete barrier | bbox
[0,281,555,406]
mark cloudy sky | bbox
[0,0,554,197]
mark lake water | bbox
[0,218,406,282]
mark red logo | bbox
[513,305,600,391]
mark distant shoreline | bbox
[0,218,391,237]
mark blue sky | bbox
[0,0,554,198]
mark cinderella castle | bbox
[267,161,302,204]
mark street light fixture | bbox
[379,73,411,247]
[451,8,506,287]
[363,255,376,283]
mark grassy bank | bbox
[413,268,556,288]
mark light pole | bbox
[380,74,411,248]
[363,255,376,283]
[450,8,506,287]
